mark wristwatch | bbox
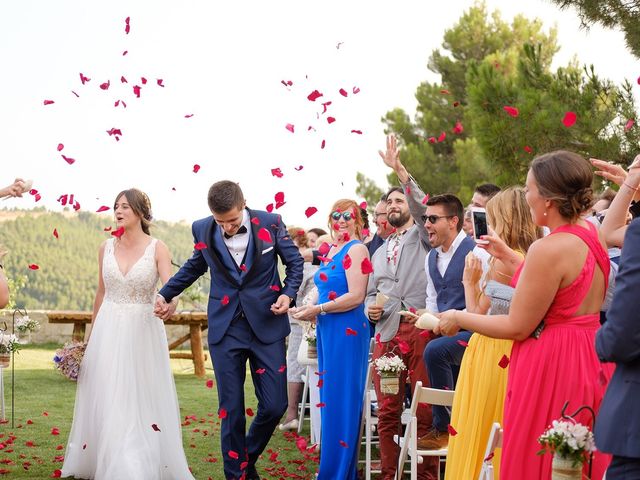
[319,303,327,315]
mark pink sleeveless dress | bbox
[501,222,614,480]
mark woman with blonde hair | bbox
[291,199,371,480]
[444,187,542,480]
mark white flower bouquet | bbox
[373,353,406,375]
[15,315,40,334]
[538,419,596,468]
[0,333,21,355]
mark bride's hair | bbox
[114,188,153,235]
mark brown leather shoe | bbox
[416,429,449,450]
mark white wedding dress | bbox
[61,238,194,480]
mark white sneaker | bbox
[278,418,299,431]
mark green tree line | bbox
[0,208,208,311]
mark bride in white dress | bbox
[61,189,194,480]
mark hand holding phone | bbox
[471,207,489,245]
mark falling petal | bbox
[524,146,533,154]
[151,424,161,432]
[121,76,128,83]
[193,164,200,173]
[339,88,348,97]
[228,451,239,460]
[157,79,164,87]
[57,143,64,151]
[351,129,362,134]
[99,80,110,90]
[28,264,39,270]
[562,111,577,127]
[258,228,272,243]
[421,194,430,205]
[184,114,194,118]
[43,99,55,105]
[246,408,254,417]
[321,139,326,149]
[53,228,59,239]
[327,117,336,124]
[498,354,510,369]
[438,131,446,142]
[307,90,323,102]
[328,291,337,300]
[352,86,360,94]
[305,206,317,218]
[133,85,141,98]
[255,368,266,374]
[447,424,458,436]
[61,155,75,165]
[440,89,450,94]
[503,106,519,117]
[339,440,348,448]
[360,258,374,274]
[96,206,110,212]
[218,408,227,419]
[221,295,230,306]
[285,123,295,133]
[456,340,469,347]
[625,119,635,131]
[294,165,304,171]
[271,168,284,178]
[79,73,90,85]
[342,254,352,270]
[111,227,125,238]
[319,272,328,282]
[194,242,207,250]
[345,328,357,336]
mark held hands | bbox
[270,294,291,315]
[367,304,384,323]
[154,295,177,321]
[0,178,28,199]
[433,310,461,336]
[290,304,320,322]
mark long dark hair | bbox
[114,188,153,235]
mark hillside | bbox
[0,208,208,311]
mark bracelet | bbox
[623,182,639,192]
[319,303,325,314]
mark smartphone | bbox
[471,207,489,244]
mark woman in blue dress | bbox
[292,199,371,480]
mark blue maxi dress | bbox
[315,239,370,480]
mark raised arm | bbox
[378,134,431,249]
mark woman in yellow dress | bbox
[444,187,541,480]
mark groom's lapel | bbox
[206,218,240,287]
[241,208,265,284]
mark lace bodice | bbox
[102,238,159,304]
[485,279,514,315]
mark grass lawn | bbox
[0,344,320,479]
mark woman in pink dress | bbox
[436,150,613,479]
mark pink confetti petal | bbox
[307,90,323,102]
[447,424,458,436]
[43,99,55,105]
[193,164,200,173]
[57,143,64,151]
[28,264,39,270]
[99,80,110,91]
[351,129,362,134]
[305,206,317,218]
[61,155,75,165]
[79,73,90,85]
[285,123,295,133]
[360,258,373,274]
[258,228,272,243]
[133,85,141,98]
[339,88,348,97]
[184,114,194,118]
[96,206,110,213]
[503,106,519,117]
[327,116,336,124]
[345,328,357,336]
[352,86,360,94]
[271,168,284,178]
[294,165,304,171]
[625,119,635,132]
[157,79,164,87]
[562,111,577,127]
[194,242,207,250]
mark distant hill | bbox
[0,208,208,311]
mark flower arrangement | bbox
[53,342,87,381]
[0,333,21,355]
[15,315,40,335]
[538,419,596,468]
[373,353,407,375]
[304,323,317,347]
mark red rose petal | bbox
[625,119,635,132]
[447,424,458,436]
[221,295,230,306]
[294,165,304,171]
[305,206,318,218]
[360,258,374,274]
[122,50,128,56]
[339,440,348,448]
[57,143,64,151]
[266,203,274,212]
[440,89,450,95]
[295,436,308,452]
[141,77,147,85]
[321,139,326,149]
[328,291,337,300]
[51,428,60,435]
[524,146,533,154]
[240,264,247,272]
[452,121,463,134]
[438,131,446,142]
[307,90,323,102]
[61,155,75,165]
[503,106,519,117]
[457,340,469,347]
[278,364,286,373]
[184,114,194,118]
[319,272,328,282]
[205,379,214,389]
[251,217,260,225]
[271,168,284,178]
[28,264,39,270]
[562,111,577,127]
[73,201,81,211]
[351,129,363,134]
[285,123,295,133]
[255,368,266,374]
[339,88,348,97]
[133,85,141,98]
[316,402,326,408]
[43,99,55,105]
[398,340,411,354]
[99,80,110,91]
[53,228,59,239]
[120,76,128,83]
[246,408,254,417]
[318,242,331,255]
[428,137,436,144]
[218,408,227,419]
[103,226,112,232]
[270,285,280,292]
[421,194,430,205]
[498,354,510,368]
[327,116,336,124]
[258,228,272,243]
[51,469,62,478]
[193,164,200,173]
[342,254,352,270]
[484,452,495,462]
[96,206,110,213]
[157,79,164,87]
[79,73,90,85]
[345,328,357,336]
[111,227,125,238]
[194,242,207,250]
[151,424,161,432]
[228,450,239,460]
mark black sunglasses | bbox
[331,211,354,221]
[424,214,454,224]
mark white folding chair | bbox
[478,422,503,480]
[395,381,455,480]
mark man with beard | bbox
[366,195,394,257]
[365,181,437,479]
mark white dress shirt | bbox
[222,208,252,267]
[424,229,489,313]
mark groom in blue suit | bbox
[155,180,304,480]
[595,217,640,479]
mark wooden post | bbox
[72,323,85,342]
[189,323,206,378]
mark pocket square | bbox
[261,246,274,255]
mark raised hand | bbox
[591,158,627,186]
[378,134,401,170]
[462,252,483,286]
[0,178,28,199]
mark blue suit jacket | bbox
[159,208,304,345]
[595,217,640,458]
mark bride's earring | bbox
[543,212,547,216]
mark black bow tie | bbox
[224,225,248,239]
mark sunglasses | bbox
[331,211,354,221]
[424,214,454,224]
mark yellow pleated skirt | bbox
[444,333,512,480]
